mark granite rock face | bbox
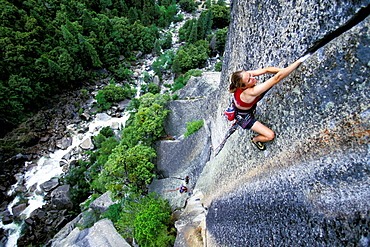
[159,1,370,246]
[50,218,131,247]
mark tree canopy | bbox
[0,0,178,125]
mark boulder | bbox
[12,203,27,217]
[110,122,120,130]
[50,185,73,210]
[117,99,130,111]
[153,75,160,86]
[2,216,13,225]
[80,112,91,121]
[50,218,130,247]
[14,185,27,193]
[40,178,59,192]
[80,137,94,150]
[89,191,115,214]
[56,136,72,150]
[95,113,111,121]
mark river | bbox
[0,113,129,247]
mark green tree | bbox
[114,193,175,246]
[178,0,196,13]
[64,160,90,206]
[98,144,156,195]
[172,40,210,75]
[153,39,162,56]
[210,4,230,29]
[89,136,119,191]
[215,26,228,54]
[188,19,198,44]
[102,41,120,67]
[121,93,170,147]
[97,83,134,106]
[142,0,157,26]
[152,50,175,78]
[114,65,134,81]
[128,7,139,24]
[82,9,97,35]
[203,8,213,37]
[162,31,173,50]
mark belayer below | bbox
[228,54,310,150]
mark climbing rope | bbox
[213,121,239,156]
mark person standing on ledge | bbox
[229,54,310,150]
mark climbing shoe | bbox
[251,138,266,151]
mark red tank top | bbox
[234,88,260,108]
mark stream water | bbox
[0,113,129,247]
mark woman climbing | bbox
[229,55,310,150]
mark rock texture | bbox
[152,1,370,246]
[51,218,130,247]
[46,192,130,247]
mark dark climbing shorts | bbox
[235,107,257,130]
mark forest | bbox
[0,0,229,129]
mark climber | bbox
[163,185,188,193]
[229,54,310,150]
[179,185,188,193]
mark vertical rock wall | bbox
[191,0,370,246]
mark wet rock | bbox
[153,75,160,86]
[81,112,91,121]
[28,183,37,193]
[2,215,13,225]
[0,185,6,192]
[25,218,34,226]
[50,185,73,210]
[80,137,94,150]
[117,99,130,111]
[56,137,72,150]
[30,209,46,220]
[0,201,8,211]
[96,113,111,121]
[40,135,50,142]
[59,160,68,167]
[40,178,59,192]
[45,217,54,225]
[53,216,69,229]
[48,140,56,152]
[12,203,27,217]
[110,122,120,130]
[14,185,27,193]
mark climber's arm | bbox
[248,59,303,96]
[248,67,282,76]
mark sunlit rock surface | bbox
[155,1,370,246]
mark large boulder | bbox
[50,185,73,210]
[89,191,115,214]
[79,137,94,150]
[40,178,59,192]
[50,218,130,247]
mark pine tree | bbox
[188,19,198,44]
[204,8,213,36]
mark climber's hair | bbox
[229,71,245,93]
